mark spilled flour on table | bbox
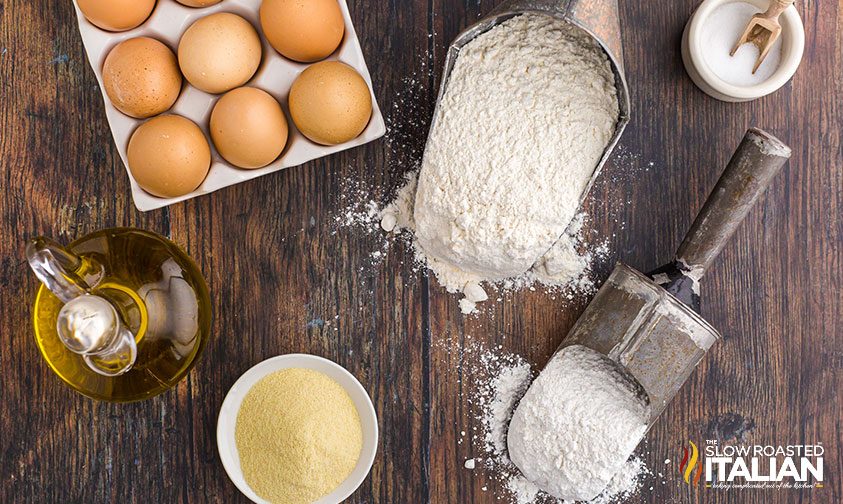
[379,169,608,314]
[329,176,392,271]
[330,70,434,272]
[448,339,651,504]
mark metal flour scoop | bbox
[506,128,790,501]
[435,0,631,206]
[558,128,792,424]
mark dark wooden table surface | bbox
[1,0,841,503]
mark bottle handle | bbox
[26,237,92,303]
[27,237,136,376]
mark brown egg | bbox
[175,0,222,6]
[178,13,261,94]
[260,0,345,62]
[127,115,211,198]
[210,87,288,169]
[289,61,372,145]
[77,0,156,32]
[102,37,182,119]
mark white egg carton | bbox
[71,0,385,212]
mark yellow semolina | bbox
[235,368,363,503]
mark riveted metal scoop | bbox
[507,128,790,501]
[434,0,631,215]
[558,128,791,424]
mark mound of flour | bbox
[401,13,618,307]
[507,345,649,501]
[444,338,652,504]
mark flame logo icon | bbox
[679,441,702,486]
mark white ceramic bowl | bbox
[217,354,379,504]
[71,0,385,211]
[681,0,804,102]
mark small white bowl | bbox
[217,354,379,504]
[681,0,804,102]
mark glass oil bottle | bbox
[27,228,212,402]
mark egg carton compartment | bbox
[72,0,385,212]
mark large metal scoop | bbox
[434,0,630,217]
[507,128,790,501]
[559,127,791,423]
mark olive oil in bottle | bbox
[28,228,212,402]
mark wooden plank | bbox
[0,0,840,502]
[425,0,842,503]
[0,0,430,502]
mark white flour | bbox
[507,345,649,501]
[582,456,650,504]
[380,172,603,313]
[483,359,533,455]
[412,14,619,297]
[444,339,650,504]
[381,14,618,312]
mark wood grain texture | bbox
[427,1,843,503]
[0,0,840,503]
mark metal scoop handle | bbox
[676,128,791,274]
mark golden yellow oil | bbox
[33,228,212,402]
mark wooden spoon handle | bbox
[765,0,795,18]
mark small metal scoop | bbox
[556,127,791,424]
[433,0,631,216]
[731,0,795,73]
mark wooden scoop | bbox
[731,0,795,74]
